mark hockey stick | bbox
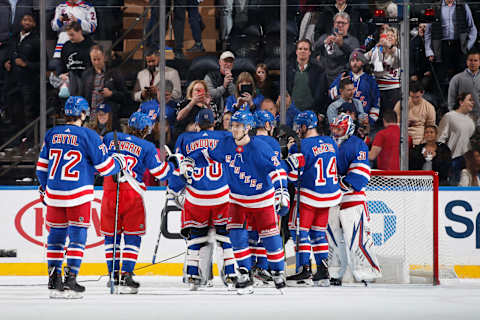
[152,194,168,264]
[293,135,302,253]
[110,130,121,295]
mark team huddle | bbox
[36,96,381,298]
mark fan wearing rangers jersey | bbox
[187,110,289,294]
[101,112,180,293]
[328,113,381,286]
[51,0,97,58]
[171,109,236,291]
[36,96,126,299]
[285,111,342,287]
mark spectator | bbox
[425,0,478,86]
[81,45,128,127]
[458,148,480,186]
[88,103,114,138]
[410,125,452,185]
[204,51,235,113]
[287,39,329,117]
[254,63,277,100]
[156,80,179,133]
[438,92,476,184]
[394,81,436,147]
[448,50,480,117]
[329,50,381,125]
[2,13,39,129]
[133,48,182,102]
[219,0,248,49]
[365,27,401,112]
[327,77,367,124]
[176,80,215,135]
[410,23,431,83]
[51,0,97,59]
[225,72,264,113]
[313,12,360,84]
[173,0,205,58]
[272,93,301,128]
[220,111,232,131]
[369,110,400,170]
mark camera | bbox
[239,84,253,95]
[61,13,69,20]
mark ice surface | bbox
[1,276,480,320]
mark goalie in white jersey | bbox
[328,113,381,285]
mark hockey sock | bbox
[262,235,285,272]
[310,229,328,266]
[255,239,268,270]
[186,228,209,277]
[248,230,259,267]
[122,235,141,273]
[66,225,87,274]
[297,230,312,267]
[215,226,235,276]
[47,227,68,272]
[229,228,252,270]
[104,234,121,273]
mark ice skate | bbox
[271,271,286,294]
[48,266,65,299]
[253,267,273,287]
[235,267,254,295]
[119,272,140,294]
[106,271,119,289]
[286,265,313,287]
[187,275,202,291]
[224,275,237,291]
[330,278,342,286]
[63,267,85,299]
[313,260,330,287]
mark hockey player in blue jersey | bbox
[186,110,289,294]
[328,113,381,286]
[284,111,342,287]
[100,112,184,293]
[171,109,236,290]
[36,96,127,298]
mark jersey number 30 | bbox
[314,157,338,186]
[49,149,82,181]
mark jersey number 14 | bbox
[314,157,338,186]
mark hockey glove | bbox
[111,153,127,171]
[167,187,185,209]
[274,188,290,216]
[339,176,353,193]
[168,153,184,169]
[38,186,47,206]
[286,153,305,171]
[179,157,195,183]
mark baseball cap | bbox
[96,103,111,113]
[220,51,235,61]
[195,108,215,125]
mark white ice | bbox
[1,276,480,320]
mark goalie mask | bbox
[331,113,355,144]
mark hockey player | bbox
[187,110,290,294]
[285,111,342,287]
[101,112,185,293]
[36,96,126,298]
[171,109,236,290]
[51,1,97,59]
[328,113,381,286]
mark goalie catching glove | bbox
[286,153,305,171]
[274,188,290,216]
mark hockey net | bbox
[366,170,444,285]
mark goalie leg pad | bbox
[121,235,141,273]
[215,226,236,277]
[229,228,252,270]
[47,227,67,270]
[65,225,87,274]
[327,206,348,280]
[339,203,381,282]
[104,234,121,273]
[186,227,209,278]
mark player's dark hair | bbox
[409,81,424,93]
[65,115,82,123]
[65,21,82,32]
[383,110,397,123]
[339,78,354,90]
[127,127,149,138]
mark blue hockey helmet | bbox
[195,108,215,125]
[254,110,276,128]
[231,110,254,128]
[293,110,318,131]
[331,113,355,143]
[64,96,89,117]
[128,112,153,131]
[138,99,160,121]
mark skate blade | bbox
[189,284,200,291]
[236,285,254,295]
[313,279,330,287]
[227,284,236,291]
[64,290,83,299]
[119,286,138,294]
[49,290,66,299]
[286,279,313,287]
[278,288,286,295]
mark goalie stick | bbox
[110,130,121,294]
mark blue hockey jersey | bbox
[36,125,122,207]
[190,135,287,209]
[174,130,230,207]
[336,135,371,206]
[287,136,342,208]
[329,71,381,124]
[103,132,174,194]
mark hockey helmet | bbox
[331,113,355,142]
[128,112,153,131]
[64,96,89,117]
[254,110,276,128]
[195,108,215,125]
[138,99,160,121]
[231,110,254,129]
[293,110,318,131]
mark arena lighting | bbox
[424,8,435,16]
[374,9,386,17]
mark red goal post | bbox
[366,170,439,285]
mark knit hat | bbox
[349,50,367,64]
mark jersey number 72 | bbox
[49,148,82,181]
